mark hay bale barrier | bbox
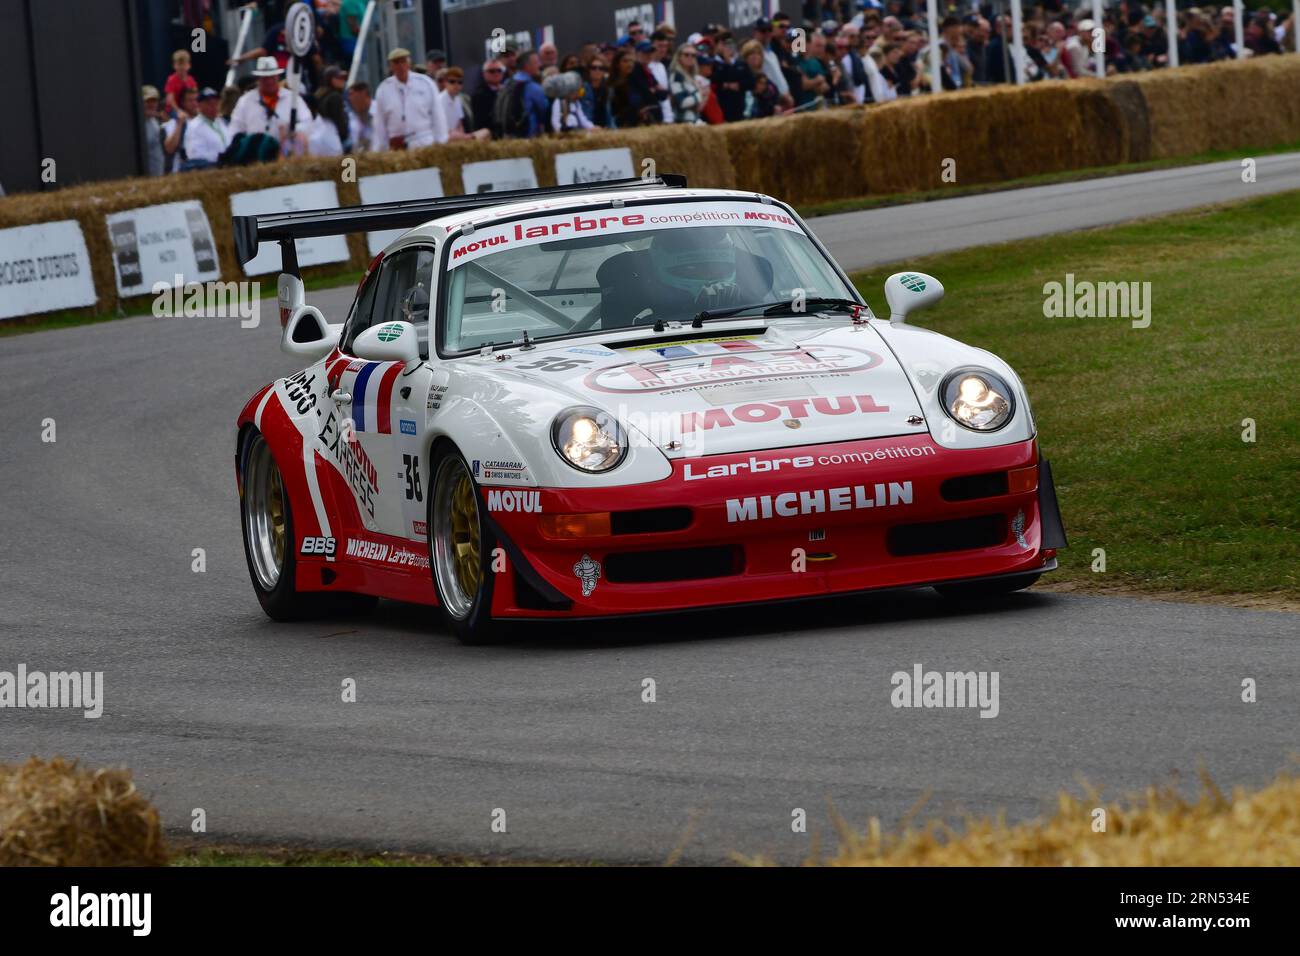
[861,81,1125,194]
[0,757,168,866]
[1131,55,1300,158]
[2,56,1299,320]
[717,107,867,205]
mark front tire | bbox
[239,429,376,621]
[934,572,1041,601]
[428,445,502,644]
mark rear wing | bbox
[232,174,689,277]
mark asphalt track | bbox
[812,151,1300,271]
[2,163,1297,864]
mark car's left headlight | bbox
[552,406,627,472]
[941,368,1015,431]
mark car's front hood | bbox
[497,319,927,458]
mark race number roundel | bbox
[286,2,316,58]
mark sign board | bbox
[460,157,538,195]
[230,181,350,275]
[0,220,97,320]
[358,167,445,256]
[105,200,220,297]
[554,147,635,185]
[285,2,316,57]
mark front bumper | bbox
[485,434,1064,618]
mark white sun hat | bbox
[251,56,284,77]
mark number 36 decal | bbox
[403,454,423,502]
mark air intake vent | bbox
[604,546,743,583]
[940,472,1009,502]
[887,515,1006,557]
[611,507,692,535]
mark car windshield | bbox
[440,201,856,353]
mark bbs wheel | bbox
[429,445,501,644]
[239,428,376,621]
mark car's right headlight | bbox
[551,406,627,472]
[941,368,1015,431]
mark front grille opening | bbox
[940,471,1009,502]
[611,507,692,535]
[604,545,743,583]
[887,515,1006,557]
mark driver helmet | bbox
[648,227,737,297]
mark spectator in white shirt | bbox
[346,81,375,152]
[863,42,890,104]
[648,30,675,123]
[179,87,230,170]
[869,48,896,102]
[228,57,312,156]
[438,66,490,140]
[162,87,199,173]
[550,73,594,132]
[372,47,449,150]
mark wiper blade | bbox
[692,297,864,327]
[693,300,788,325]
[762,297,865,316]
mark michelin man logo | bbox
[573,554,601,597]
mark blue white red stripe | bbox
[345,360,404,434]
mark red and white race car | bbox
[234,176,1066,642]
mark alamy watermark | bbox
[152,275,260,328]
[1042,274,1151,328]
[0,665,103,718]
[891,663,999,718]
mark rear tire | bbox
[428,444,503,644]
[239,429,377,621]
[934,572,1041,601]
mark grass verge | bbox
[848,189,1300,600]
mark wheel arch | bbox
[424,393,538,486]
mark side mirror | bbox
[353,320,420,364]
[282,305,342,360]
[884,271,944,324]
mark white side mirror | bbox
[353,320,420,364]
[884,271,944,324]
[282,305,342,360]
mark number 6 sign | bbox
[285,2,315,58]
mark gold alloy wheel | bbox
[244,434,288,592]
[268,466,286,570]
[432,455,483,620]
[449,470,481,598]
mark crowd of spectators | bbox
[141,0,1299,174]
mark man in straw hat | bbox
[228,55,312,156]
[372,47,449,150]
[141,85,166,177]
